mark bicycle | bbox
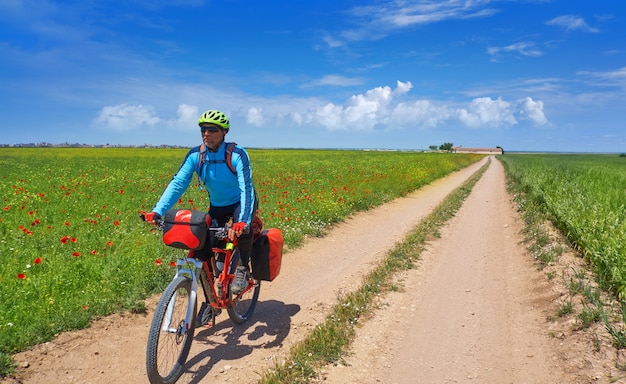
[141,213,261,384]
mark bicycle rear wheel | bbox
[146,275,197,384]
[227,277,261,324]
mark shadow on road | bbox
[184,299,300,383]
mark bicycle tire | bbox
[146,275,197,384]
[227,277,261,324]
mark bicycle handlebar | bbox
[138,212,247,239]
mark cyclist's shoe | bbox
[196,302,214,328]
[231,266,249,295]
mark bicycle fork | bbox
[162,258,204,334]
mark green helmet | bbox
[198,110,230,130]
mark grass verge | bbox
[258,158,490,384]
[501,156,626,372]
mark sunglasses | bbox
[200,126,221,133]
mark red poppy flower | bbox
[113,220,119,227]
[107,241,114,247]
[90,250,97,255]
[169,261,176,267]
[17,273,26,279]
[4,205,10,211]
[60,235,71,244]
[82,305,89,311]
[34,257,43,264]
[155,258,162,266]
[64,221,70,227]
[72,252,81,257]
[71,237,77,243]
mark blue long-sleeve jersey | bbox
[152,141,256,224]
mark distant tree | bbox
[428,145,439,151]
[439,142,454,152]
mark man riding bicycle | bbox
[146,109,257,325]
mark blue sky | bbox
[1,0,625,152]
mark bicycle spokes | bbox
[146,276,196,384]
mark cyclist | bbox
[146,109,257,325]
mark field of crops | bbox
[499,154,626,299]
[0,147,482,368]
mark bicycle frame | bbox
[163,227,254,333]
[207,243,243,306]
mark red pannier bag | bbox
[251,228,284,281]
[162,209,210,250]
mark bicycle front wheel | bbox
[146,275,197,384]
[227,278,261,324]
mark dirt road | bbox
[6,157,622,383]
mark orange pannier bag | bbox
[162,209,210,250]
[251,228,284,281]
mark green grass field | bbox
[499,154,626,298]
[0,147,482,374]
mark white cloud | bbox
[487,41,543,61]
[290,111,304,125]
[457,97,516,128]
[312,81,413,131]
[341,1,498,42]
[304,74,365,87]
[315,103,346,130]
[94,103,203,132]
[168,104,198,130]
[603,67,626,80]
[546,15,599,33]
[390,100,452,128]
[268,81,549,132]
[91,82,549,137]
[246,107,266,126]
[93,104,160,131]
[300,80,551,131]
[578,66,626,87]
[517,97,547,126]
[321,34,345,49]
